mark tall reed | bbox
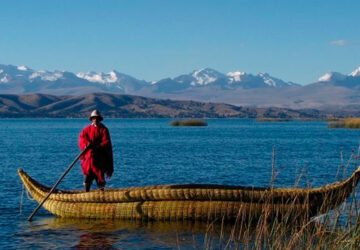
[199,187,360,248]
[199,149,360,249]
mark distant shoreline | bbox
[1,93,359,119]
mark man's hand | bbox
[87,141,101,150]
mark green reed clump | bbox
[328,118,360,129]
[170,119,207,126]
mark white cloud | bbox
[330,40,348,46]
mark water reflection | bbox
[76,231,117,249]
[20,217,234,249]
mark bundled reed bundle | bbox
[18,167,360,221]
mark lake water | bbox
[1,119,360,248]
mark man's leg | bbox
[84,183,91,192]
[95,176,106,191]
[84,173,95,192]
[97,182,105,191]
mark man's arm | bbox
[79,127,91,150]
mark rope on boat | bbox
[20,183,37,215]
[25,185,35,201]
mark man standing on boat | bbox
[79,110,114,192]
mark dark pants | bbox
[84,169,105,192]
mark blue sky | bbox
[0,0,359,84]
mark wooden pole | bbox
[27,145,90,221]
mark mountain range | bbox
[1,64,360,109]
[0,93,331,118]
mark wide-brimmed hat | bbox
[89,110,103,121]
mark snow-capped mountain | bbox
[77,71,118,84]
[316,66,360,82]
[317,72,347,82]
[76,70,150,92]
[152,68,297,90]
[0,64,300,93]
[189,68,227,85]
[0,64,149,94]
[0,64,33,83]
[257,73,298,87]
[29,70,64,82]
[0,64,66,83]
[1,63,360,109]
[227,71,298,88]
[167,68,227,87]
[350,66,360,77]
[227,71,247,83]
[147,68,228,93]
[0,73,10,83]
[313,66,360,89]
[0,65,68,83]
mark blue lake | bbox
[1,119,360,248]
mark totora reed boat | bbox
[18,167,360,221]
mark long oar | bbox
[27,144,91,221]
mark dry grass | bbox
[199,187,360,249]
[328,118,360,129]
[201,198,360,249]
[199,149,360,249]
[216,201,358,247]
[170,119,208,126]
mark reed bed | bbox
[328,118,360,129]
[198,150,360,249]
[200,200,360,249]
[170,119,207,126]
[198,190,360,249]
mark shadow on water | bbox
[15,217,239,249]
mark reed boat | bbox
[18,167,360,221]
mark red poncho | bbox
[79,123,114,182]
